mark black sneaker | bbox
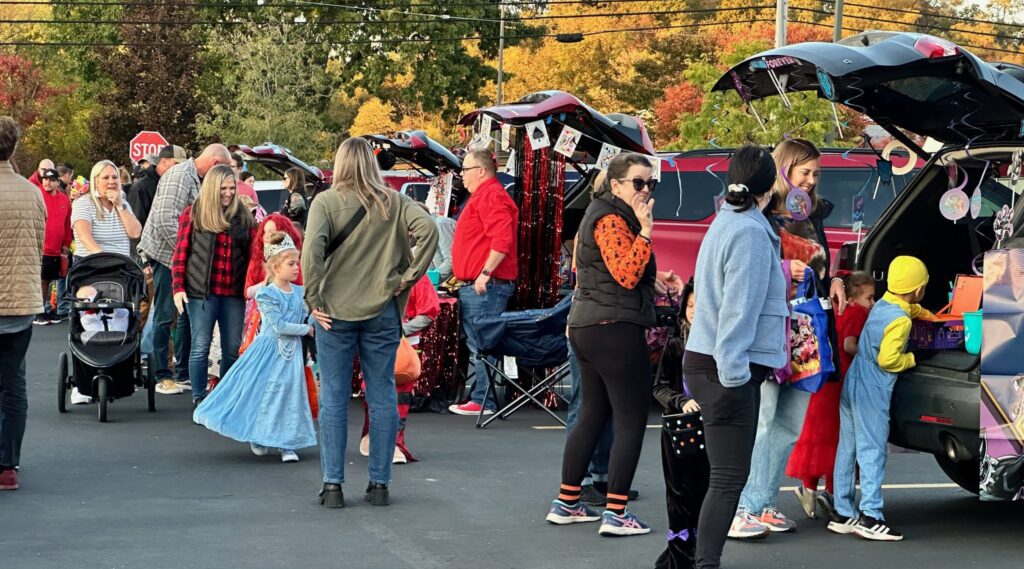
[33,316,52,326]
[592,482,639,501]
[580,484,606,507]
[827,514,859,535]
[319,483,344,508]
[365,482,390,506]
[853,515,904,541]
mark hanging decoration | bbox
[779,167,812,221]
[479,114,494,146]
[1009,149,1022,208]
[882,140,917,176]
[994,205,1014,248]
[525,120,550,151]
[648,155,663,181]
[504,149,517,176]
[940,163,971,221]
[596,143,621,170]
[853,194,866,263]
[500,123,512,151]
[971,161,990,219]
[425,172,454,217]
[553,125,582,158]
[874,158,894,199]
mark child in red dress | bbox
[786,271,875,520]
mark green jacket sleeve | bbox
[301,196,330,311]
[401,197,439,287]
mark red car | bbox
[644,147,917,279]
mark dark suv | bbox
[717,31,1024,496]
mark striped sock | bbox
[558,483,582,505]
[606,492,629,515]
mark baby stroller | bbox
[56,252,154,422]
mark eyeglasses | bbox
[461,166,482,173]
[616,177,658,192]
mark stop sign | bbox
[129,131,169,164]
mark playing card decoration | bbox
[596,143,620,170]
[479,114,494,145]
[525,120,550,151]
[500,123,512,151]
[553,126,582,158]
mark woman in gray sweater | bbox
[684,145,789,568]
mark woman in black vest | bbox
[280,167,309,231]
[546,153,658,536]
[172,164,256,404]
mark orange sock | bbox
[606,492,628,515]
[558,483,581,505]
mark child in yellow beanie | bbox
[828,256,935,542]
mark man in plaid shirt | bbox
[138,144,232,395]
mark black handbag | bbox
[662,410,705,456]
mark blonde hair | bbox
[591,170,607,195]
[192,164,252,233]
[89,160,119,221]
[264,232,300,282]
[331,137,395,220]
[771,138,822,216]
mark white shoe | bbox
[359,435,370,457]
[250,442,270,457]
[280,449,299,463]
[727,512,769,540]
[155,379,184,395]
[393,447,407,464]
[70,387,91,405]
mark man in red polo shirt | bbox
[449,149,519,416]
[35,168,72,325]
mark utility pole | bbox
[775,0,787,48]
[496,2,506,105]
[833,0,844,43]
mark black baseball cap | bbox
[41,168,60,180]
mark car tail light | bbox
[920,414,954,425]
[913,36,961,59]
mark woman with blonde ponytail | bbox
[302,137,438,508]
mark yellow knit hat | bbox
[888,256,929,294]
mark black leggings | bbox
[563,322,653,500]
[685,371,762,569]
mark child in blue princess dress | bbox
[194,232,319,462]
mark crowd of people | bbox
[0,113,932,568]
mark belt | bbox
[458,278,515,286]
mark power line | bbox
[791,7,1023,43]
[2,5,774,27]
[0,17,772,46]
[790,17,1023,56]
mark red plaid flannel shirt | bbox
[171,206,243,296]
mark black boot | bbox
[319,483,344,508]
[365,482,390,506]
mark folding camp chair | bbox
[470,294,573,428]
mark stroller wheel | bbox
[97,377,109,422]
[57,352,70,413]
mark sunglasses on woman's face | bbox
[617,177,657,193]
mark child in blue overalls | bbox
[829,256,935,542]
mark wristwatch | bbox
[116,204,126,212]
[481,268,492,277]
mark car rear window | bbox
[817,167,912,229]
[653,166,911,226]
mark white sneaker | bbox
[280,449,299,463]
[393,447,407,464]
[359,435,370,457]
[155,379,184,395]
[70,387,91,405]
[250,442,270,457]
[727,511,769,540]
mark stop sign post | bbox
[129,131,169,164]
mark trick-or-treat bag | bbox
[981,249,1024,376]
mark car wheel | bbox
[934,453,980,494]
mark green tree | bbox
[195,21,335,161]
[87,3,206,162]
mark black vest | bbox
[569,192,657,328]
[185,210,251,299]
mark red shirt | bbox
[172,205,253,297]
[451,177,519,281]
[835,302,871,379]
[405,275,441,321]
[236,181,258,202]
[40,188,72,256]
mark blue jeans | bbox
[459,281,515,410]
[174,311,191,381]
[149,262,176,380]
[565,342,611,483]
[738,380,812,514]
[834,372,894,520]
[56,272,69,315]
[317,300,402,485]
[185,295,245,401]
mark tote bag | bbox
[776,267,834,393]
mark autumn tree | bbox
[87,3,206,163]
